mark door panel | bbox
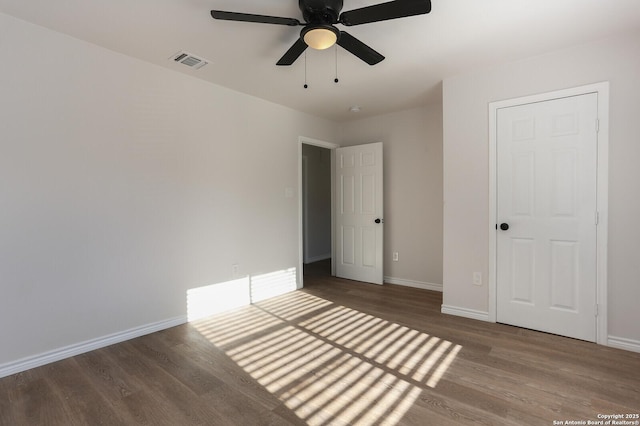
[510,238,535,304]
[496,93,598,342]
[341,226,355,265]
[549,240,578,311]
[335,142,384,285]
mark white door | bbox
[496,93,598,342]
[335,142,384,285]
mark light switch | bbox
[284,187,294,198]
[473,272,482,286]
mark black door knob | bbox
[374,218,382,224]
[500,223,509,231]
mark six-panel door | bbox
[335,142,384,285]
[496,93,598,342]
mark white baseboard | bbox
[304,253,331,264]
[607,335,640,353]
[0,315,187,379]
[384,276,442,292]
[441,304,490,322]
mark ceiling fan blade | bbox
[211,10,301,26]
[276,38,308,66]
[339,0,431,26]
[337,32,384,65]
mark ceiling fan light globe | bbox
[303,28,338,50]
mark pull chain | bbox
[304,51,308,89]
[334,45,339,83]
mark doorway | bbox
[302,143,333,278]
[298,137,339,288]
[488,83,609,345]
[298,138,386,288]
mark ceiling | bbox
[2,0,640,122]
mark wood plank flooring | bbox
[1,260,639,425]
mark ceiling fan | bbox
[211,0,432,66]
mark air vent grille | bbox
[170,51,209,70]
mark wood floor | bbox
[1,261,639,425]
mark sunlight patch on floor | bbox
[192,290,462,425]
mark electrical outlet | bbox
[473,272,482,286]
[232,264,240,277]
[392,252,399,261]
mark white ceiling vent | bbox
[170,51,209,70]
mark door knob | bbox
[500,223,509,231]
[375,218,382,224]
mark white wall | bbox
[0,13,338,369]
[302,144,331,262]
[339,105,443,289]
[442,30,640,343]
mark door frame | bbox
[487,82,609,345]
[298,136,339,289]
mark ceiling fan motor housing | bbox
[300,0,343,24]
